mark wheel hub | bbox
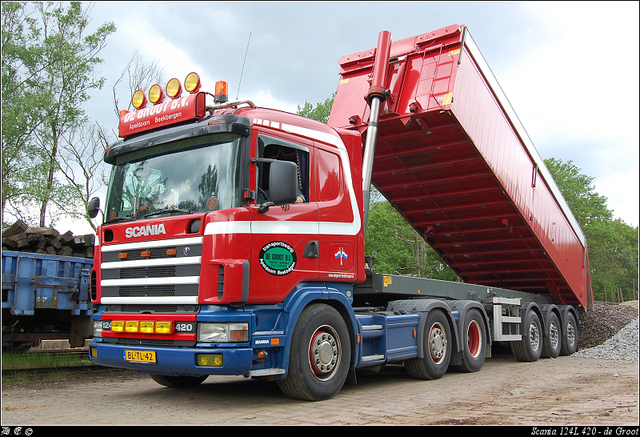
[429,323,448,363]
[309,329,338,377]
[549,321,559,349]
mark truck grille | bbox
[100,236,203,305]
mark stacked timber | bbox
[2,219,94,259]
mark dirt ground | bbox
[1,354,638,426]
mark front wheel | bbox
[277,304,351,401]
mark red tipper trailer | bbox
[328,24,592,310]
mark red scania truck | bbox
[87,24,592,401]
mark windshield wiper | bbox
[143,208,192,218]
[103,216,133,225]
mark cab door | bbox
[249,131,319,304]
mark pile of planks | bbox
[2,219,94,259]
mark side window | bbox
[317,149,341,202]
[256,135,309,205]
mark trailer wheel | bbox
[560,312,579,356]
[511,309,542,362]
[451,309,486,372]
[277,303,351,401]
[150,374,208,388]
[541,312,562,358]
[405,310,452,380]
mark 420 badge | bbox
[259,241,297,276]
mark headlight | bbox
[93,320,104,337]
[198,323,248,342]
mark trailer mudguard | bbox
[386,299,460,359]
[539,304,560,333]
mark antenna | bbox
[236,32,252,100]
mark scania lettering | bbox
[125,224,167,238]
[88,27,591,401]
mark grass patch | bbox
[1,350,93,370]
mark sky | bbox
[56,1,639,234]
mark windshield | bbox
[104,133,243,222]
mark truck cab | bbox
[89,80,367,398]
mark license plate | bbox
[123,349,156,363]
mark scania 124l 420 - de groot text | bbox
[88,24,592,401]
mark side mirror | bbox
[88,197,101,219]
[258,160,298,213]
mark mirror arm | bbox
[257,201,275,214]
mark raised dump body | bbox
[328,24,592,309]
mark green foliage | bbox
[544,158,638,300]
[1,1,115,227]
[365,200,459,281]
[296,94,335,124]
[544,158,613,226]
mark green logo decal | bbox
[259,241,297,276]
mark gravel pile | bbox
[572,300,638,361]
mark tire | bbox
[511,309,543,362]
[277,304,351,401]
[150,374,208,388]
[405,310,452,380]
[451,309,486,372]
[560,312,579,356]
[541,312,562,358]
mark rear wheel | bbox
[451,309,486,372]
[277,304,351,401]
[560,312,579,356]
[150,374,208,388]
[541,312,562,358]
[405,310,452,380]
[511,309,542,362]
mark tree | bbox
[544,158,638,300]
[112,50,164,120]
[1,2,48,225]
[544,158,612,226]
[1,2,115,227]
[365,200,459,280]
[297,94,334,124]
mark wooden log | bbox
[25,226,60,238]
[1,219,93,259]
[2,219,28,238]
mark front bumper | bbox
[89,341,254,376]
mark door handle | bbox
[303,240,319,258]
